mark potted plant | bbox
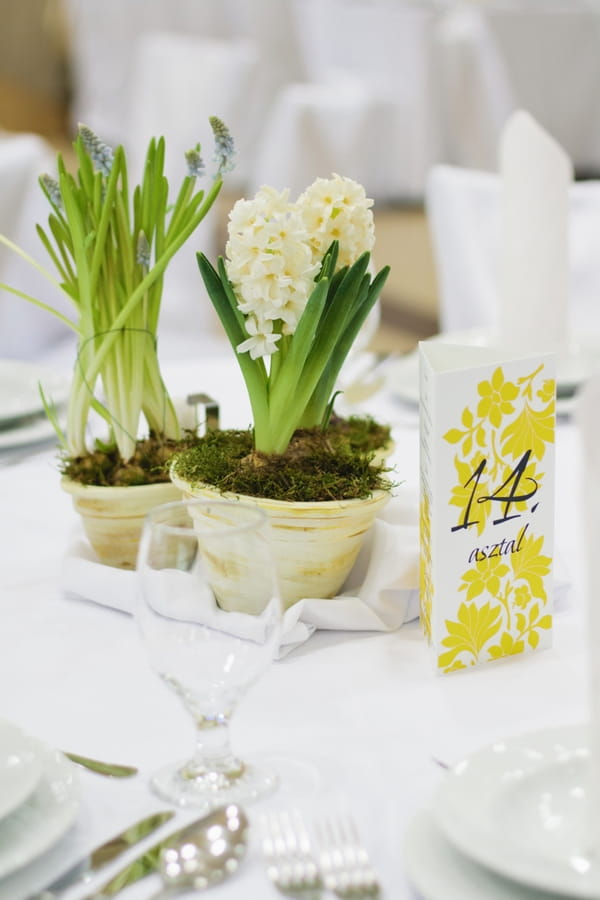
[0,118,235,568]
[170,174,394,608]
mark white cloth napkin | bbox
[498,110,573,355]
[60,493,420,656]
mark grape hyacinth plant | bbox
[0,118,235,464]
[197,174,390,455]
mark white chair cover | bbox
[426,164,600,340]
[487,4,600,173]
[64,0,230,146]
[251,1,439,201]
[0,133,73,360]
[433,2,600,175]
[125,32,264,357]
[65,0,301,189]
[433,3,514,170]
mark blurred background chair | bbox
[125,32,262,357]
[426,164,600,341]
[433,0,600,176]
[62,0,306,359]
[0,131,73,360]
[432,2,515,171]
[251,0,441,202]
[5,0,600,360]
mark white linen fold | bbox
[60,494,420,656]
[498,110,573,355]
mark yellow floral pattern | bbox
[476,367,519,427]
[438,532,552,671]
[419,490,433,640]
[435,362,554,673]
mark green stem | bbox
[0,281,77,333]
[70,177,224,425]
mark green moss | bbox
[171,427,393,502]
[328,414,392,454]
[59,414,393,493]
[61,432,197,486]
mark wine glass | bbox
[136,498,282,809]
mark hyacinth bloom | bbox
[0,119,234,462]
[198,174,389,455]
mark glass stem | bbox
[183,714,244,781]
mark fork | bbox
[315,814,381,898]
[261,809,322,898]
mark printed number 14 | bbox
[451,449,538,532]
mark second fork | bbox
[315,813,381,898]
[261,809,322,899]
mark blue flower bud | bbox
[136,231,151,268]
[79,123,114,176]
[40,173,62,210]
[185,146,205,178]
[209,116,235,175]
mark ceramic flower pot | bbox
[170,472,390,610]
[370,439,395,468]
[61,477,182,569]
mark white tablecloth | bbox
[0,351,589,898]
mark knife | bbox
[78,814,215,899]
[27,809,174,899]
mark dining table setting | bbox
[0,325,594,900]
[0,102,599,900]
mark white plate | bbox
[404,809,562,900]
[432,723,600,898]
[386,327,600,415]
[0,737,80,879]
[0,414,62,452]
[0,720,42,822]
[0,360,69,426]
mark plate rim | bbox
[0,360,69,424]
[0,719,42,822]
[387,326,599,412]
[0,412,63,452]
[432,723,598,898]
[0,736,80,879]
[404,808,560,900]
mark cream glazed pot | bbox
[170,472,390,611]
[61,478,182,569]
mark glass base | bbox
[150,757,280,809]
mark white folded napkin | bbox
[498,110,573,355]
[61,493,420,656]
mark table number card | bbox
[419,342,555,674]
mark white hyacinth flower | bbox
[236,315,281,359]
[225,185,320,351]
[298,173,375,268]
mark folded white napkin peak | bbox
[498,110,573,354]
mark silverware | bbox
[63,751,138,778]
[186,392,220,434]
[27,810,175,899]
[315,813,380,898]
[0,409,50,434]
[146,804,249,899]
[261,809,322,899]
[79,804,248,899]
